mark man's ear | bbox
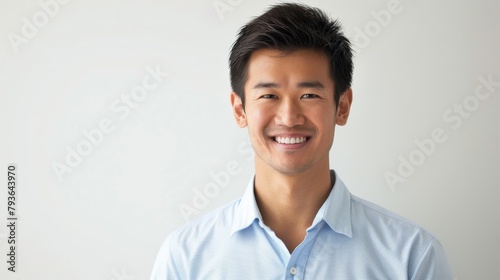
[335,88,353,126]
[230,92,248,128]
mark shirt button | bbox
[289,267,297,275]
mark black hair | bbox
[229,3,353,108]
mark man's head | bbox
[229,3,353,108]
[228,3,354,175]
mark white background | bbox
[0,0,499,279]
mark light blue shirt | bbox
[151,171,453,279]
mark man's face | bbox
[231,48,352,175]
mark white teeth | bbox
[275,136,307,144]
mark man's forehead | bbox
[252,81,326,90]
[245,48,333,89]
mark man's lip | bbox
[269,133,311,138]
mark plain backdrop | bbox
[0,0,499,279]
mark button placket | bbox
[287,223,323,280]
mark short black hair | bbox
[229,3,353,108]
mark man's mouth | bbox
[273,136,308,144]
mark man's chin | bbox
[270,164,314,176]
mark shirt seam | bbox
[165,235,182,279]
[409,236,436,279]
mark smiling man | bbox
[151,3,453,279]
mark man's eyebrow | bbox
[253,82,280,89]
[297,81,324,89]
[252,81,325,89]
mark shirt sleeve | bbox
[410,237,454,280]
[150,235,182,280]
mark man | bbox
[151,3,453,279]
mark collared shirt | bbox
[150,170,453,279]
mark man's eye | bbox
[260,94,278,99]
[301,93,319,99]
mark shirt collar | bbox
[230,170,353,238]
[230,175,261,236]
[318,170,353,238]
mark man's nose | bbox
[274,99,305,127]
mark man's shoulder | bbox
[349,193,437,244]
[330,186,452,278]
[167,198,240,244]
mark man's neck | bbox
[254,163,333,252]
